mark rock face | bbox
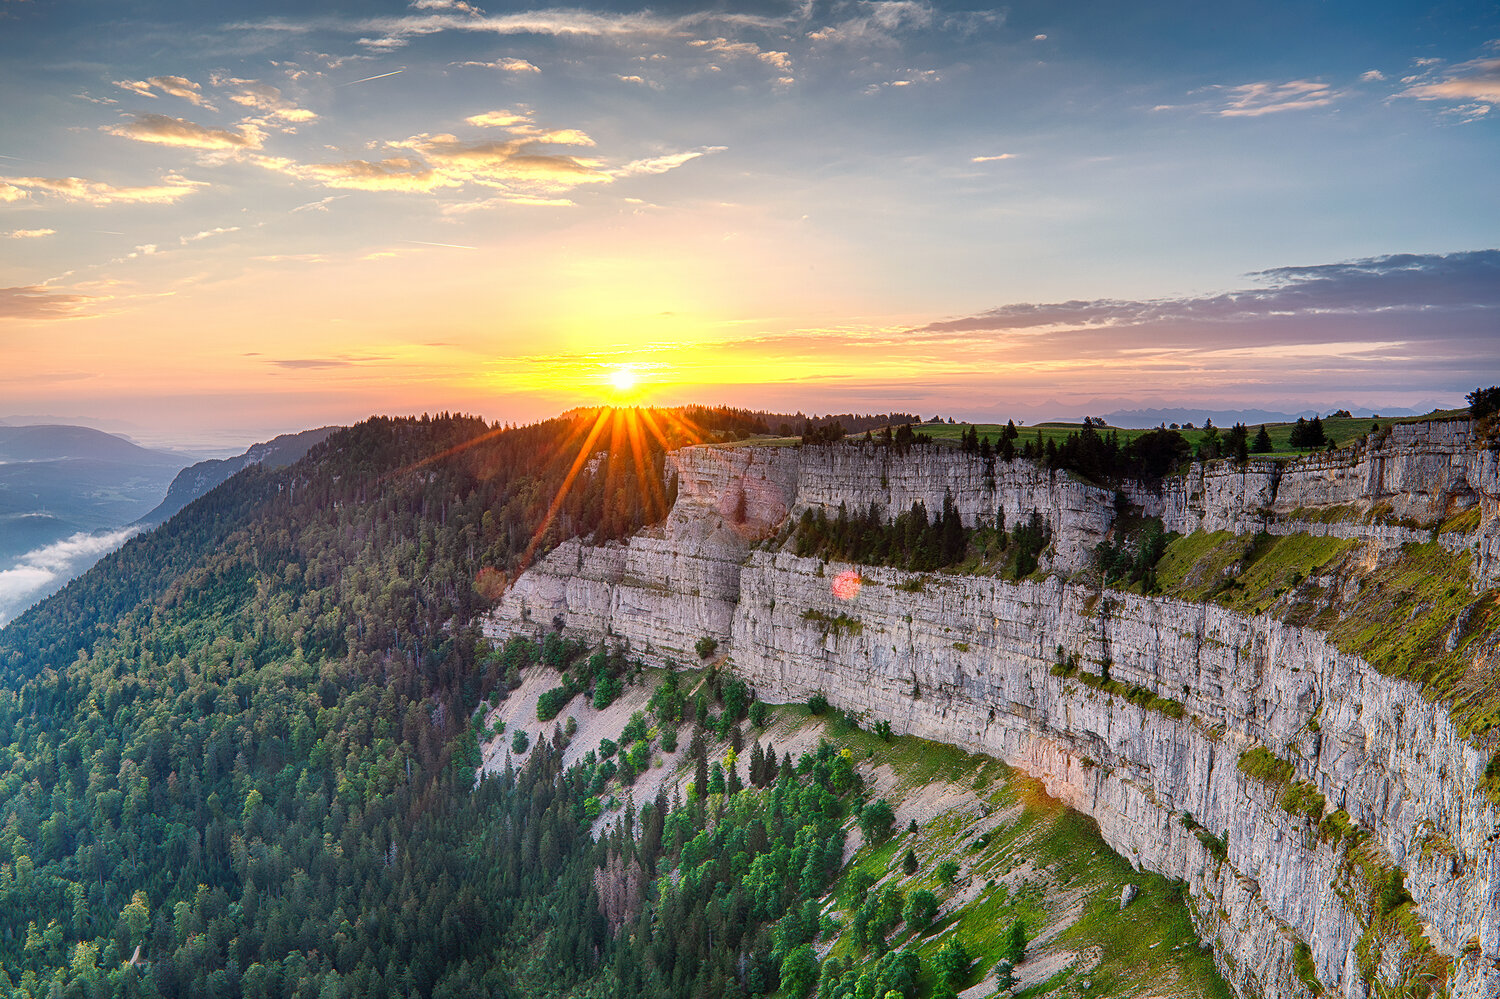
[485,421,1500,999]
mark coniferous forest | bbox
[0,410,828,998]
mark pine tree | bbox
[1252,424,1273,453]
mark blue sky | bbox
[1,0,1497,440]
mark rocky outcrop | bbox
[1125,422,1500,585]
[485,422,1500,999]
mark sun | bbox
[609,366,638,393]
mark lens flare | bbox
[832,569,862,601]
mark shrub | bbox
[749,700,769,727]
[936,860,959,885]
[808,692,830,716]
[859,799,895,843]
[592,673,622,710]
[659,725,678,752]
[695,636,719,660]
[510,729,530,754]
[999,920,1026,966]
[536,685,572,722]
[932,937,970,987]
[902,848,918,875]
[902,889,938,932]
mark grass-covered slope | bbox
[480,653,1231,999]
[0,410,727,998]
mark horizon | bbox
[3,0,1498,440]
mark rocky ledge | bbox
[485,421,1500,999]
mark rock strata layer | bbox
[486,422,1500,999]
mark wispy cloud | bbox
[104,113,265,150]
[971,153,1015,163]
[1211,79,1342,117]
[113,75,214,108]
[920,251,1500,335]
[1396,53,1500,121]
[452,57,539,72]
[613,146,726,177]
[0,526,141,628]
[214,77,318,122]
[0,173,207,205]
[270,354,390,368]
[5,228,56,239]
[180,226,240,243]
[0,285,95,320]
[290,194,348,212]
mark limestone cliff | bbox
[485,420,1500,999]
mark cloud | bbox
[1211,79,1342,116]
[0,526,140,628]
[1398,56,1500,104]
[691,36,793,74]
[411,0,485,13]
[971,154,1015,163]
[614,146,726,177]
[113,75,213,108]
[270,355,389,368]
[452,57,538,72]
[290,194,348,212]
[866,68,939,91]
[215,77,318,122]
[0,173,206,205]
[465,109,531,128]
[807,1,938,45]
[180,226,240,243]
[104,113,265,150]
[5,228,55,238]
[0,285,94,320]
[918,250,1500,336]
[1361,69,1386,82]
[258,114,621,196]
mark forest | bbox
[0,407,815,998]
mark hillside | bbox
[487,414,1500,999]
[0,404,1493,999]
[0,410,700,996]
[137,426,340,526]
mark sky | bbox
[1,0,1498,445]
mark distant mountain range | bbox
[0,424,338,628]
[140,426,338,525]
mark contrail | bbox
[405,239,478,250]
[341,69,404,86]
[90,230,126,235]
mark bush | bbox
[659,725,678,753]
[536,685,573,722]
[510,729,530,754]
[749,700,769,727]
[932,937,970,987]
[902,848,918,875]
[902,889,938,932]
[999,920,1026,966]
[808,692,830,716]
[592,673,622,710]
[859,799,895,843]
[695,636,719,660]
[936,860,959,885]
